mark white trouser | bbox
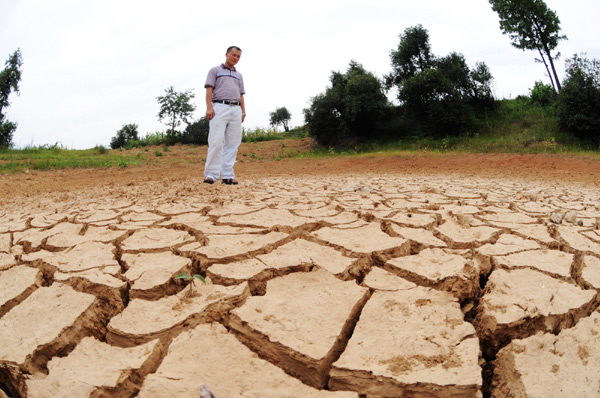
[204,103,242,181]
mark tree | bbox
[110,123,139,149]
[269,107,292,131]
[557,54,600,146]
[157,86,196,138]
[304,60,389,145]
[385,25,434,90]
[489,0,566,92]
[0,49,23,148]
[386,26,494,136]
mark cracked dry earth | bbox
[1,152,600,397]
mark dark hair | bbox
[227,46,242,53]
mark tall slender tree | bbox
[157,86,196,137]
[0,49,23,148]
[489,0,566,92]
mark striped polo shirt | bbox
[204,64,245,102]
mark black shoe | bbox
[221,178,238,185]
[203,177,215,184]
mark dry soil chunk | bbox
[180,231,287,258]
[0,233,10,253]
[312,223,409,254]
[493,249,573,278]
[22,241,118,272]
[476,268,597,348]
[581,255,600,288]
[385,248,479,300]
[0,266,42,317]
[107,283,249,343]
[0,283,96,365]
[164,212,263,234]
[389,224,447,248]
[492,311,600,398]
[46,225,124,247]
[361,267,417,291]
[435,219,500,247]
[476,234,541,256]
[121,227,194,251]
[558,226,600,253]
[121,251,191,293]
[329,288,481,397]
[138,323,358,398]
[256,238,354,275]
[228,269,370,388]
[217,208,314,228]
[0,252,17,270]
[26,337,159,398]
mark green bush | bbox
[181,117,209,145]
[304,61,389,146]
[557,54,600,147]
[529,81,556,106]
[110,124,139,149]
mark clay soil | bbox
[1,138,599,198]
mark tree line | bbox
[2,0,599,150]
[304,1,599,147]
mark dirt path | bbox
[1,142,599,397]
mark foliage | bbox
[529,80,556,106]
[0,143,148,174]
[182,117,210,145]
[488,0,565,92]
[0,116,17,149]
[174,273,206,297]
[269,107,292,131]
[157,86,196,138]
[557,54,600,146]
[242,126,281,142]
[0,49,23,149]
[304,60,389,145]
[384,24,434,89]
[110,123,139,149]
[387,26,494,137]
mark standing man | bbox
[204,46,246,185]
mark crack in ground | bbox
[1,177,599,397]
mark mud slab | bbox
[1,168,599,397]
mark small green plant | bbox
[174,273,206,297]
[155,150,164,157]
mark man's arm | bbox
[240,94,246,123]
[205,86,215,120]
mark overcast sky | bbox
[1,0,599,149]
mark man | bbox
[203,46,246,185]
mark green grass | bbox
[242,126,308,143]
[0,144,147,174]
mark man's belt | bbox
[213,100,240,106]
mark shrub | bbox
[304,60,389,146]
[110,124,139,149]
[557,54,600,146]
[529,81,556,106]
[181,117,209,145]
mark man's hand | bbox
[206,106,215,120]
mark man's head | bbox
[225,46,242,69]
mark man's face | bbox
[225,49,242,68]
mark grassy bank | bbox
[1,100,598,175]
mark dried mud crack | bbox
[1,162,600,397]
